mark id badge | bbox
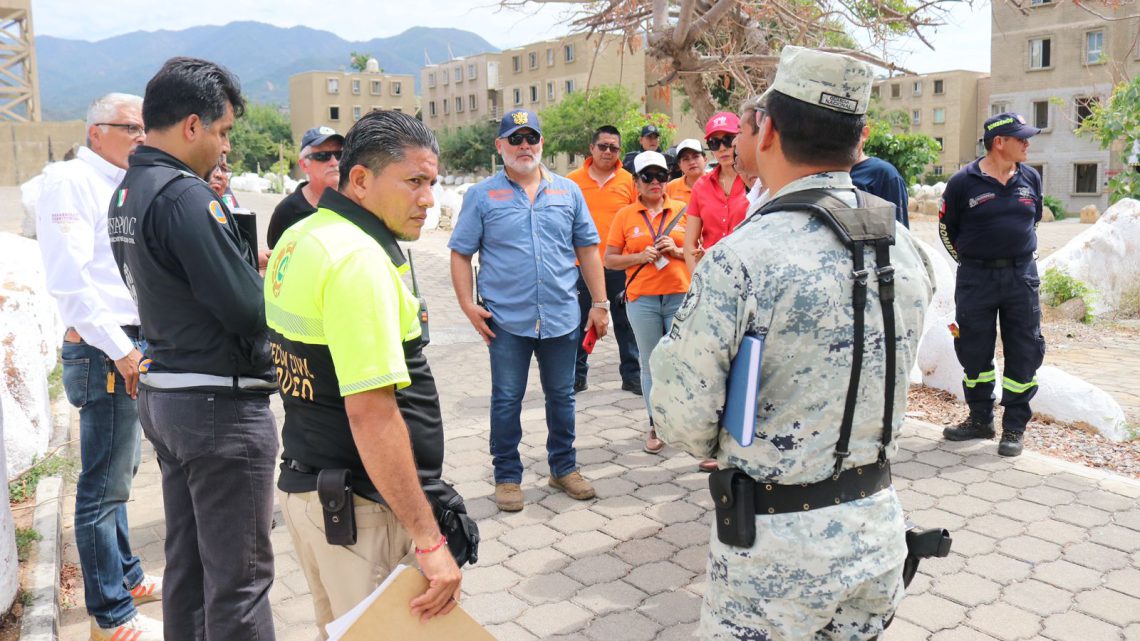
[653,256,669,270]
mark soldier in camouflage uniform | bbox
[650,46,936,640]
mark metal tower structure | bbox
[0,0,40,122]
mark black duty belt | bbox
[284,458,318,475]
[751,461,891,515]
[960,254,1034,269]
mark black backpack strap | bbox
[874,238,896,462]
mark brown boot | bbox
[548,470,596,500]
[495,482,524,512]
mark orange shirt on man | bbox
[605,198,690,303]
[567,157,637,262]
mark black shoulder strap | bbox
[752,188,898,474]
[623,205,687,292]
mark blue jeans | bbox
[62,339,145,628]
[575,268,640,385]
[626,294,686,418]
[138,389,278,641]
[487,321,578,484]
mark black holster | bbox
[317,469,357,546]
[903,525,953,587]
[709,468,757,548]
[422,479,481,566]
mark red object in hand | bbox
[582,326,598,354]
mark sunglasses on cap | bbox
[593,143,621,153]
[706,135,736,151]
[506,131,541,146]
[305,150,342,163]
[638,171,670,184]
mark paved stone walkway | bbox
[57,230,1140,641]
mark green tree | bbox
[538,85,640,157]
[437,122,499,173]
[349,52,376,72]
[862,119,941,186]
[1078,76,1140,203]
[228,104,296,175]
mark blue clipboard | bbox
[721,334,765,447]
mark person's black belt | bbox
[960,254,1034,269]
[752,461,891,514]
[284,458,318,475]
[121,325,141,339]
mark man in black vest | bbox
[109,57,277,641]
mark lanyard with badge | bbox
[640,208,678,270]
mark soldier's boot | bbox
[998,431,1024,457]
[942,416,996,441]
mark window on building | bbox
[351,79,360,95]
[1086,31,1105,64]
[1032,100,1049,129]
[912,109,921,126]
[890,83,900,98]
[353,105,362,121]
[329,106,340,120]
[545,82,554,100]
[1074,163,1098,193]
[1030,0,1053,5]
[991,102,1009,116]
[391,82,402,96]
[370,80,382,95]
[934,137,944,150]
[529,85,538,102]
[528,52,538,69]
[469,94,477,111]
[443,99,449,114]
[442,70,449,85]
[871,86,880,99]
[327,78,339,94]
[513,88,522,105]
[468,63,477,80]
[565,79,575,94]
[429,101,436,117]
[564,44,575,62]
[547,48,555,66]
[1075,96,1098,126]
[913,81,922,96]
[512,55,521,73]
[932,166,944,176]
[1029,37,1052,69]
[933,108,946,124]
[933,79,944,95]
[427,73,435,88]
[456,97,463,113]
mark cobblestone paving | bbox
[57,229,1140,641]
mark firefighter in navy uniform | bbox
[108,57,278,641]
[939,112,1046,457]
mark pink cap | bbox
[705,112,740,138]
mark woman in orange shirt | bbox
[604,151,690,454]
[664,138,706,205]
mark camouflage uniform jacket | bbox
[650,171,936,599]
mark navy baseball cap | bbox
[640,124,660,137]
[499,109,541,137]
[300,126,344,149]
[983,112,1040,142]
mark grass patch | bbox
[1041,267,1095,323]
[14,528,40,563]
[1043,195,1067,220]
[7,453,76,504]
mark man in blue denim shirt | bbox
[449,109,610,512]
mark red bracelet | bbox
[414,535,447,556]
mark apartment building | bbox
[873,70,990,179]
[421,52,503,130]
[990,0,1140,211]
[288,63,418,146]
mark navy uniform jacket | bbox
[939,159,1042,262]
[108,146,273,383]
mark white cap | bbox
[675,138,703,156]
[633,150,668,174]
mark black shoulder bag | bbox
[618,205,687,304]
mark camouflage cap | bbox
[760,46,874,115]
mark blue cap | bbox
[300,126,344,150]
[499,109,541,138]
[983,112,1040,142]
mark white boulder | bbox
[230,172,272,193]
[914,237,964,399]
[1032,366,1129,441]
[0,403,18,614]
[0,232,62,479]
[1040,198,1140,317]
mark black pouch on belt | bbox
[317,469,357,546]
[708,468,757,548]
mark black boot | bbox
[943,416,996,441]
[998,431,1024,457]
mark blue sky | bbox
[31,0,990,74]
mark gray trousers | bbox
[138,388,278,641]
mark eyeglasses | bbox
[305,150,342,163]
[97,123,145,137]
[594,143,620,154]
[506,131,541,146]
[706,135,736,151]
[753,106,769,128]
[638,172,670,184]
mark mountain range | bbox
[36,21,498,120]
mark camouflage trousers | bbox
[700,562,905,640]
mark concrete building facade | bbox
[873,70,990,179]
[288,66,418,146]
[990,0,1139,211]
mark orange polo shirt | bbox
[606,198,691,302]
[567,158,637,263]
[665,176,698,205]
